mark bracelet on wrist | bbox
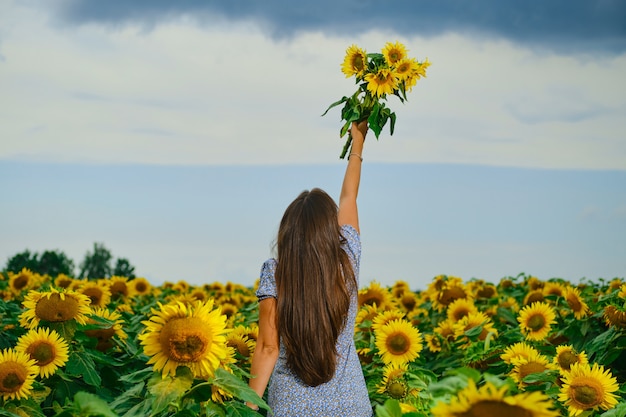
[348,152,363,162]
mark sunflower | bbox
[434,319,456,342]
[562,287,589,320]
[365,68,399,98]
[8,268,39,295]
[129,277,152,296]
[453,312,498,347]
[188,288,209,302]
[553,345,588,373]
[54,274,74,289]
[372,309,406,332]
[509,351,558,389]
[500,342,539,365]
[404,59,430,92]
[15,327,69,378]
[393,58,419,81]
[391,280,411,298]
[526,276,544,290]
[226,331,255,361]
[429,276,471,312]
[139,300,230,379]
[358,282,393,310]
[377,362,409,399]
[603,305,626,328]
[431,379,559,417]
[354,348,372,366]
[77,281,112,308]
[474,283,498,300]
[0,348,39,401]
[498,297,520,312]
[542,282,566,297]
[425,333,443,353]
[517,301,557,341]
[20,288,92,329]
[219,302,239,321]
[446,298,478,323]
[614,283,626,297]
[375,319,423,366]
[558,362,619,416]
[382,41,408,66]
[523,289,545,306]
[106,276,132,300]
[85,308,127,352]
[607,278,623,293]
[341,44,368,78]
[398,292,420,312]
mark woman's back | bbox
[256,225,372,417]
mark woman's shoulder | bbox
[256,258,277,300]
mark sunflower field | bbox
[1,270,625,417]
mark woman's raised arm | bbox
[338,120,368,233]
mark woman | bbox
[247,120,372,416]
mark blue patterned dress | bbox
[256,225,373,417]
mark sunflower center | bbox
[571,384,601,407]
[160,317,211,362]
[386,333,410,355]
[135,282,148,293]
[28,342,55,366]
[558,351,578,370]
[56,278,72,288]
[518,362,546,380]
[439,287,466,306]
[567,295,582,312]
[12,275,29,290]
[401,295,416,311]
[110,282,128,298]
[228,339,250,357]
[352,56,364,71]
[459,400,532,417]
[527,314,545,331]
[453,308,470,321]
[35,293,80,322]
[477,286,496,299]
[387,379,407,399]
[525,292,544,304]
[362,293,384,307]
[82,288,103,306]
[0,363,26,392]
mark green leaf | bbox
[73,391,119,417]
[210,368,270,411]
[202,401,227,417]
[389,112,397,135]
[147,368,194,414]
[496,307,518,325]
[66,351,101,387]
[321,96,349,116]
[118,367,154,383]
[600,401,626,416]
[375,399,403,417]
[223,402,264,417]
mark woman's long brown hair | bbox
[275,188,356,387]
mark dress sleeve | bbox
[256,258,278,301]
[340,224,361,275]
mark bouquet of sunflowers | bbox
[323,41,430,158]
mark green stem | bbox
[340,133,353,159]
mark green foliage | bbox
[4,249,74,277]
[79,242,113,279]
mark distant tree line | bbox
[3,242,135,279]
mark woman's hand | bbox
[350,120,368,143]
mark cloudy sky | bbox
[1,0,625,290]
